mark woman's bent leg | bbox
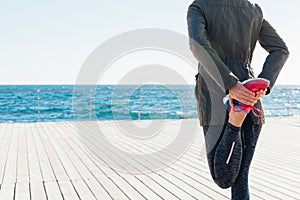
[203,122,243,189]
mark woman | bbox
[187,0,289,199]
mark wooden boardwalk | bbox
[0,117,299,200]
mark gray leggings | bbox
[203,115,262,200]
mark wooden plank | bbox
[90,121,222,200]
[72,180,96,200]
[74,122,151,200]
[147,173,194,200]
[164,170,228,200]
[254,149,300,171]
[0,183,15,200]
[59,119,298,199]
[121,174,163,200]
[30,123,56,182]
[2,124,18,184]
[67,122,172,200]
[0,118,298,200]
[44,181,63,200]
[114,122,282,200]
[42,124,101,199]
[15,182,30,200]
[37,125,73,182]
[0,123,7,147]
[37,124,86,199]
[103,123,228,200]
[30,182,47,200]
[0,124,12,185]
[250,177,300,199]
[251,167,300,195]
[107,174,146,200]
[46,125,94,180]
[248,185,282,200]
[16,124,29,183]
[50,122,114,200]
[159,174,214,200]
[85,179,113,200]
[59,122,131,200]
[26,124,44,183]
[135,174,180,200]
[57,181,80,200]
[73,139,145,199]
[96,121,225,200]
[250,192,265,200]
[250,186,281,200]
[98,119,251,199]
[98,121,224,200]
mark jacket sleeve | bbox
[187,4,238,92]
[258,19,289,94]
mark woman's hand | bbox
[255,89,267,99]
[228,82,259,107]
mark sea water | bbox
[0,85,299,122]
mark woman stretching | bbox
[187,0,289,199]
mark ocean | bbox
[0,85,299,123]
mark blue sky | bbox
[0,0,298,84]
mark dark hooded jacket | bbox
[187,0,289,126]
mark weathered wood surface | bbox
[0,117,299,200]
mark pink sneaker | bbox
[225,78,270,118]
[242,78,270,93]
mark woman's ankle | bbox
[228,111,247,127]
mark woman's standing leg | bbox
[231,116,262,200]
